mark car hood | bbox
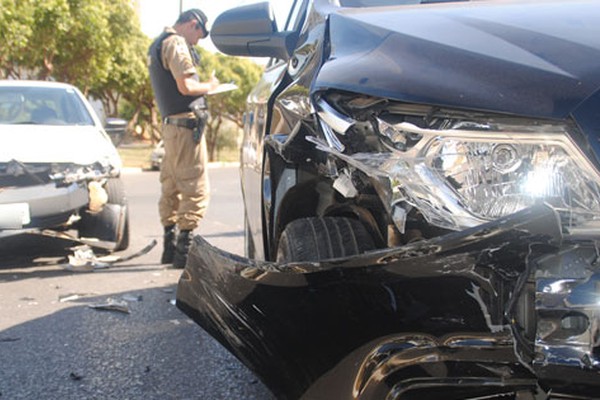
[315,0,600,119]
[0,125,120,166]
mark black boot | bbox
[172,229,193,269]
[161,225,176,264]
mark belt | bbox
[163,117,197,129]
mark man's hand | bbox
[207,74,220,93]
[176,73,220,96]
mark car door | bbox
[241,0,309,260]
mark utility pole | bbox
[179,0,183,14]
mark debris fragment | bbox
[0,337,21,343]
[88,299,130,314]
[59,293,95,303]
[94,239,157,264]
[62,240,157,272]
[63,247,109,272]
[69,372,84,381]
[121,294,143,302]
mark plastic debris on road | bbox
[121,294,143,302]
[88,293,144,314]
[62,240,157,272]
[58,293,96,302]
[88,298,130,314]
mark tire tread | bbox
[277,217,375,262]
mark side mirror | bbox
[211,2,297,60]
[104,117,127,147]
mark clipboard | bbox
[207,83,238,95]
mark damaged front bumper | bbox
[0,159,128,250]
[177,204,600,400]
[0,182,88,233]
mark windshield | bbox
[0,86,95,126]
[339,0,467,6]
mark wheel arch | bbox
[267,160,387,260]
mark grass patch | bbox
[118,145,154,169]
[213,146,240,163]
[118,142,239,169]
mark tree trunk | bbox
[150,107,162,142]
[206,117,223,162]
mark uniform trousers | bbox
[159,122,209,231]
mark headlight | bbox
[384,120,600,232]
[315,98,600,235]
[50,161,116,185]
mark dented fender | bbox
[176,205,600,399]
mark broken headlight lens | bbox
[381,120,600,233]
[317,102,600,234]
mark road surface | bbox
[0,166,275,400]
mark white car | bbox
[0,80,129,251]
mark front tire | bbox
[79,178,130,251]
[276,217,375,262]
[105,177,130,251]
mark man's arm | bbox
[176,73,219,96]
[161,34,220,96]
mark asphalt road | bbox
[0,166,275,400]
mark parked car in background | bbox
[177,0,600,399]
[103,117,128,148]
[0,80,129,251]
[150,140,164,171]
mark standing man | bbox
[148,9,219,268]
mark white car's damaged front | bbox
[0,80,129,251]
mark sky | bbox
[139,0,292,53]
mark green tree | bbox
[0,0,35,78]
[0,0,113,91]
[0,1,263,158]
[195,48,263,161]
[29,0,72,80]
[52,0,113,93]
[89,1,152,123]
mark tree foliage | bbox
[0,0,264,160]
[195,48,263,161]
[0,0,36,79]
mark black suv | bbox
[177,1,600,399]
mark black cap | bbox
[190,9,209,36]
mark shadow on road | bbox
[0,262,167,284]
[0,235,161,282]
[0,284,275,400]
[0,235,77,268]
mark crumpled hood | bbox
[0,125,120,166]
[315,0,600,119]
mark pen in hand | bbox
[208,70,219,91]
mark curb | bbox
[122,162,240,174]
[208,161,240,169]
